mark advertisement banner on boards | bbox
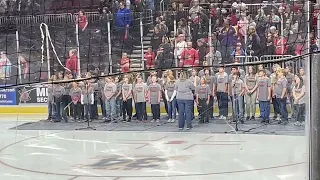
[18,86,48,104]
[0,85,17,105]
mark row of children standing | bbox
[47,64,306,128]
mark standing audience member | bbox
[121,53,131,73]
[180,42,199,67]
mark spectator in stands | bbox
[145,47,156,69]
[120,53,131,73]
[0,51,11,81]
[295,31,305,56]
[196,38,207,66]
[76,10,88,32]
[262,33,276,55]
[155,44,174,69]
[237,13,248,41]
[231,42,246,63]
[274,32,288,55]
[269,11,281,30]
[115,1,132,42]
[180,42,199,67]
[176,33,187,59]
[205,46,222,66]
[66,49,79,78]
[176,70,195,130]
[247,26,261,56]
[19,55,29,80]
[177,18,189,38]
[96,7,112,35]
[151,25,163,51]
[219,19,237,63]
[189,0,203,22]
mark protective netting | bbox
[0,1,313,127]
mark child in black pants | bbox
[196,77,211,124]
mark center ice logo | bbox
[19,87,31,103]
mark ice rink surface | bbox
[0,116,306,180]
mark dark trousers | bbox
[259,101,270,121]
[276,97,288,121]
[123,98,133,120]
[208,95,214,118]
[217,92,228,117]
[198,99,209,123]
[91,93,98,119]
[151,104,160,120]
[272,97,280,116]
[292,103,306,122]
[54,101,62,120]
[136,102,147,121]
[72,102,82,119]
[62,95,72,117]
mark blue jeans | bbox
[167,98,177,119]
[233,95,244,120]
[116,98,123,118]
[259,101,270,121]
[277,97,288,121]
[217,92,228,117]
[105,98,116,120]
[84,104,92,120]
[48,101,55,119]
[177,99,193,129]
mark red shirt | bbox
[180,48,199,67]
[66,55,79,73]
[78,15,88,30]
[274,37,288,55]
[22,61,29,77]
[121,57,131,73]
[144,52,155,69]
[313,9,320,26]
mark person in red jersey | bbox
[179,42,199,67]
[66,49,79,77]
[121,53,131,73]
[19,55,29,80]
[274,32,288,55]
[77,10,88,32]
[144,47,155,69]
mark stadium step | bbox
[132,49,148,53]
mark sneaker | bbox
[156,119,160,123]
[250,116,255,121]
[151,119,155,123]
[276,116,281,121]
[171,119,175,123]
[300,121,305,126]
[179,128,183,130]
[221,116,227,120]
[246,116,250,121]
[167,119,172,123]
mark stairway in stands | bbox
[129,30,153,72]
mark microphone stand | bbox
[76,81,96,130]
[225,81,245,134]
